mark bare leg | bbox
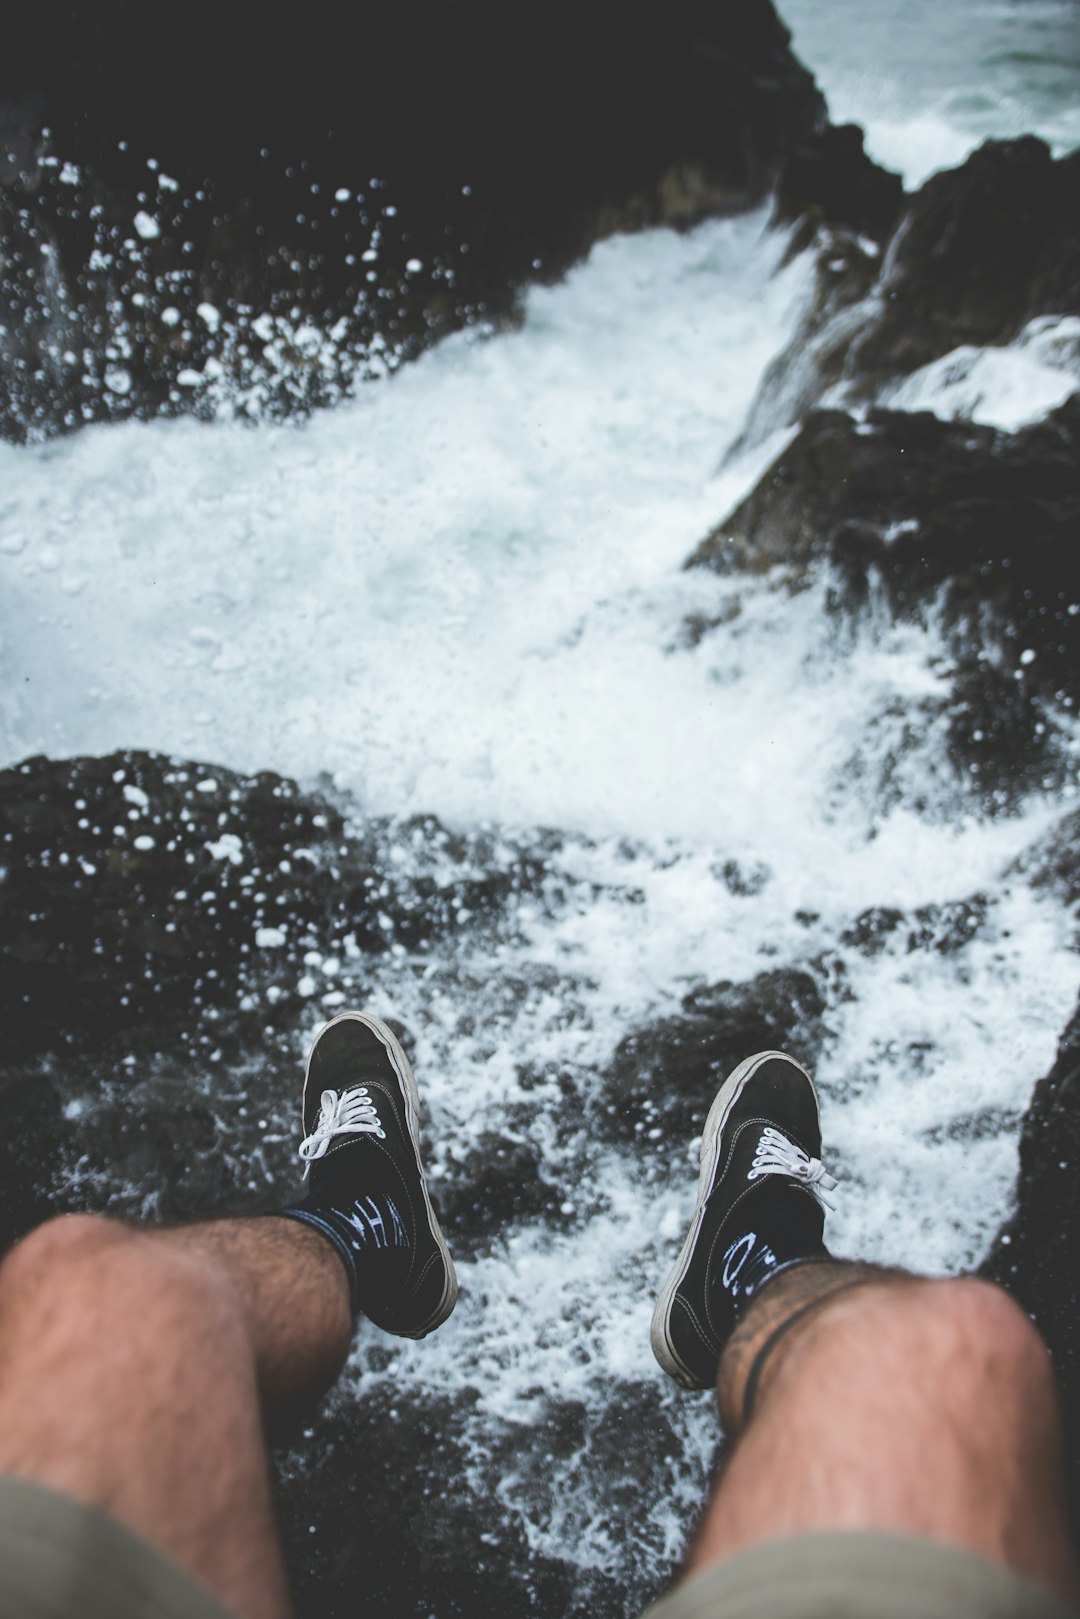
[686,1262,1080,1608]
[0,1211,352,1619]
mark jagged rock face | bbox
[600,970,828,1145]
[982,995,1080,1509]
[687,396,1080,809]
[0,0,824,440]
[773,123,905,247]
[850,138,1080,385]
[738,137,1080,442]
[0,751,571,1065]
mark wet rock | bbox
[688,397,1080,806]
[839,906,905,956]
[740,137,1080,441]
[920,1105,1022,1146]
[943,661,1072,813]
[982,994,1080,1515]
[727,228,883,454]
[773,123,904,247]
[0,749,625,1258]
[1,0,824,439]
[277,1388,567,1619]
[2,751,340,1058]
[0,1032,302,1252]
[0,750,572,1064]
[277,1379,689,1618]
[599,968,827,1144]
[434,1130,566,1258]
[841,896,990,958]
[849,138,1080,386]
[907,896,990,954]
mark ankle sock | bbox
[708,1184,828,1339]
[278,1189,412,1315]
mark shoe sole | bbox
[304,1011,459,1338]
[650,1049,818,1389]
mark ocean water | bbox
[782,0,1080,184]
[3,4,1080,1611]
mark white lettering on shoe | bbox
[721,1232,783,1301]
[344,1195,399,1249]
[722,1231,757,1289]
[361,1195,387,1247]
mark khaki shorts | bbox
[1,1472,1075,1619]
[0,1474,234,1619]
[640,1529,1079,1619]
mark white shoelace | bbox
[298,1086,386,1176]
[746,1125,838,1210]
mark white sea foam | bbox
[0,211,812,829]
[874,315,1080,430]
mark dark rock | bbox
[0,750,572,1065]
[839,907,905,956]
[714,857,772,897]
[599,968,827,1145]
[740,137,1080,442]
[2,750,340,1059]
[840,895,991,958]
[0,0,824,440]
[278,1388,572,1619]
[434,1130,567,1257]
[726,228,883,454]
[687,397,1080,806]
[773,123,905,246]
[982,995,1080,1519]
[921,1106,1022,1146]
[277,1380,694,1618]
[0,749,628,1259]
[906,896,990,955]
[849,138,1080,386]
[943,661,1072,813]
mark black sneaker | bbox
[298,1011,458,1338]
[651,1050,837,1390]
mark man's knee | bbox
[923,1277,1055,1399]
[829,1275,1058,1419]
[0,1214,248,1361]
[780,1273,1055,1417]
[0,1213,131,1296]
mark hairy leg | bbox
[687,1262,1080,1608]
[0,1211,352,1619]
